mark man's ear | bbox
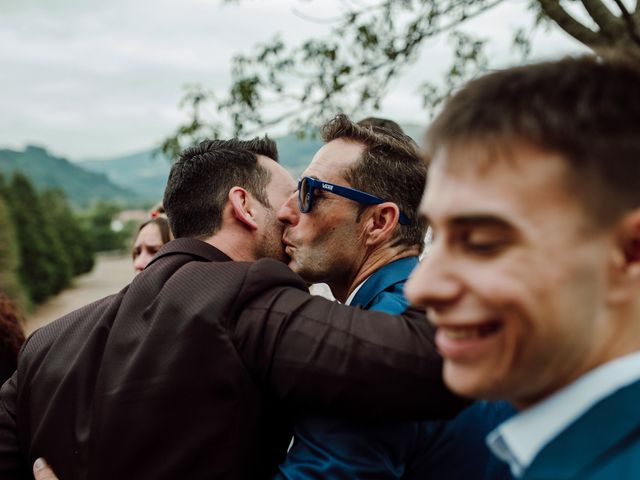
[609,209,640,304]
[619,209,640,276]
[365,202,400,246]
[228,187,258,231]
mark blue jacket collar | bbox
[350,256,419,311]
[523,378,640,479]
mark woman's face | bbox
[132,223,164,273]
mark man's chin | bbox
[286,260,313,280]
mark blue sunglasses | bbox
[297,176,411,225]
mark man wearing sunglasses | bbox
[1,137,467,480]
[276,114,513,479]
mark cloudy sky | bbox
[0,0,587,160]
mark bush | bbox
[81,202,131,253]
[41,190,95,275]
[0,192,27,309]
[0,173,98,305]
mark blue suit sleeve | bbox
[275,416,420,480]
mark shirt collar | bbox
[487,350,640,477]
[345,277,369,306]
[347,257,420,308]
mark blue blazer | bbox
[522,379,640,479]
[276,257,515,479]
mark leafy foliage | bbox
[163,0,640,159]
[2,174,71,303]
[81,202,132,253]
[0,174,99,306]
[0,181,27,308]
[41,190,95,276]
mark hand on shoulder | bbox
[33,458,58,480]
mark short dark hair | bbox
[322,114,428,248]
[427,52,640,226]
[357,117,404,135]
[163,137,278,238]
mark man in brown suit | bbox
[0,138,463,479]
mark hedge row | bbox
[0,173,95,308]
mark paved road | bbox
[25,253,134,335]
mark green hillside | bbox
[0,146,141,209]
[80,149,170,203]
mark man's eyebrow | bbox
[448,215,513,229]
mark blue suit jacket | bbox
[276,257,515,479]
[522,378,640,479]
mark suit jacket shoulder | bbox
[524,378,640,479]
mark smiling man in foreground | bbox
[405,52,640,479]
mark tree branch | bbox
[581,0,625,39]
[611,0,640,45]
[612,0,632,16]
[291,7,344,24]
[537,0,605,48]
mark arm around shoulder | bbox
[232,260,467,419]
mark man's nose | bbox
[405,242,463,314]
[277,192,300,226]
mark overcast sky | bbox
[0,0,587,160]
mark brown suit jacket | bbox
[0,238,464,479]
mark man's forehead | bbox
[421,142,580,225]
[304,138,365,180]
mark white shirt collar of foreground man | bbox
[487,351,640,477]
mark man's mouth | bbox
[282,238,296,257]
[440,321,502,340]
[434,319,504,361]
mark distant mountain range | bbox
[0,146,141,208]
[79,150,172,203]
[0,123,425,209]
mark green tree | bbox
[163,0,640,158]
[0,176,27,307]
[4,174,71,303]
[41,189,95,276]
[82,202,130,253]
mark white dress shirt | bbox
[486,351,640,477]
[344,277,369,306]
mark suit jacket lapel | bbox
[524,379,640,479]
[351,257,419,309]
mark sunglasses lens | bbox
[299,178,311,212]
